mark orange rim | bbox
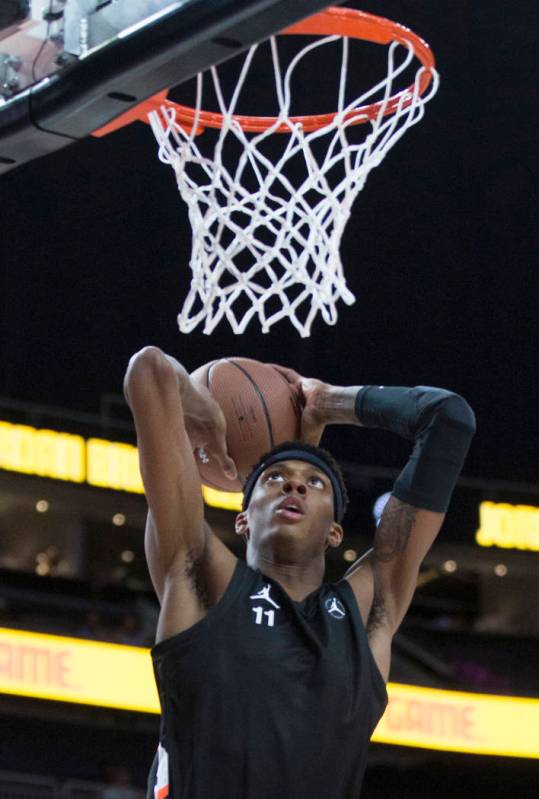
[93,6,436,138]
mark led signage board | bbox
[200,484,243,511]
[0,419,241,506]
[86,437,144,493]
[1,627,538,758]
[476,501,539,552]
[3,420,539,533]
[0,421,85,483]
[0,626,156,714]
[0,419,144,494]
[372,682,539,758]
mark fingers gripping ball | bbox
[190,358,302,491]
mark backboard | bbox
[0,0,338,174]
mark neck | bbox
[247,548,325,601]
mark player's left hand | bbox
[269,364,328,446]
[182,376,238,480]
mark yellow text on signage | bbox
[476,501,539,552]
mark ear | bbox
[235,511,249,540]
[326,521,343,549]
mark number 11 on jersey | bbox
[252,606,275,627]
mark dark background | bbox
[0,2,538,796]
[1,0,537,486]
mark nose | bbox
[282,478,307,496]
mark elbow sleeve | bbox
[356,386,476,513]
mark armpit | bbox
[184,550,210,610]
[367,589,387,638]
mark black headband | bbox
[242,449,345,522]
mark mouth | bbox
[275,498,305,521]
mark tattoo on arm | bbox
[366,498,416,636]
[372,496,416,563]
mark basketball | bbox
[190,358,302,491]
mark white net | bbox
[149,34,439,337]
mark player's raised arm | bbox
[279,373,476,680]
[123,347,237,582]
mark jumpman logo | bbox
[325,596,346,620]
[249,584,280,609]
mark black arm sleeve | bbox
[355,386,476,513]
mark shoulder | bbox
[155,529,242,643]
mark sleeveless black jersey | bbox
[148,560,387,799]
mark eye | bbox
[309,475,325,488]
[266,470,284,482]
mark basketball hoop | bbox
[96,6,439,337]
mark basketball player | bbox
[123,347,476,799]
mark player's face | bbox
[243,459,337,552]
